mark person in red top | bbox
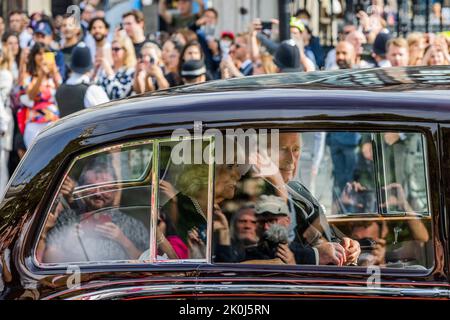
[20,42,61,148]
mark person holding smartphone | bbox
[20,42,61,148]
[133,42,169,94]
[39,161,149,263]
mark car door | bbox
[195,121,449,300]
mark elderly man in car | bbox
[253,132,361,266]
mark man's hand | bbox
[43,204,62,234]
[95,222,127,243]
[196,16,208,27]
[213,205,229,232]
[276,243,296,265]
[60,176,76,203]
[316,242,346,266]
[213,205,230,246]
[160,180,178,199]
[341,237,361,265]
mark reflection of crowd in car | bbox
[38,161,149,263]
[324,132,431,267]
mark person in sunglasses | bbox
[96,34,136,100]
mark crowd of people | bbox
[0,0,450,197]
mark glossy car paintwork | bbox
[1,66,450,300]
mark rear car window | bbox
[211,131,433,270]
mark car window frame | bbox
[28,122,439,279]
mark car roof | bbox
[157,65,450,94]
[50,66,450,132]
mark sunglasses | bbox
[112,47,123,52]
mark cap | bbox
[373,32,393,56]
[290,17,305,33]
[70,43,93,74]
[34,20,53,36]
[181,59,206,79]
[274,39,301,73]
[220,31,235,41]
[255,195,290,216]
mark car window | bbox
[36,142,153,265]
[150,138,214,262]
[211,130,433,271]
[35,136,215,266]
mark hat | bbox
[373,32,392,56]
[255,195,290,216]
[34,20,53,36]
[220,31,235,41]
[274,39,301,73]
[181,60,206,79]
[70,43,93,74]
[290,17,305,33]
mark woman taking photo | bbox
[20,42,61,148]
[133,42,170,94]
[161,38,183,87]
[96,34,136,100]
[1,31,20,83]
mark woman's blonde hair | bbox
[422,44,449,66]
[141,42,163,63]
[113,35,137,68]
[175,164,209,198]
[261,53,277,74]
[0,45,12,70]
[407,32,424,48]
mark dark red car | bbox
[1,66,450,300]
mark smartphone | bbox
[357,238,377,251]
[43,52,56,67]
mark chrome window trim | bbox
[55,284,450,300]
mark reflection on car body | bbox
[0,66,450,300]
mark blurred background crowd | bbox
[0,0,450,196]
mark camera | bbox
[357,237,377,251]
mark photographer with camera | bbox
[237,195,349,266]
[243,195,296,264]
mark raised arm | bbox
[194,0,205,16]
[159,0,173,25]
